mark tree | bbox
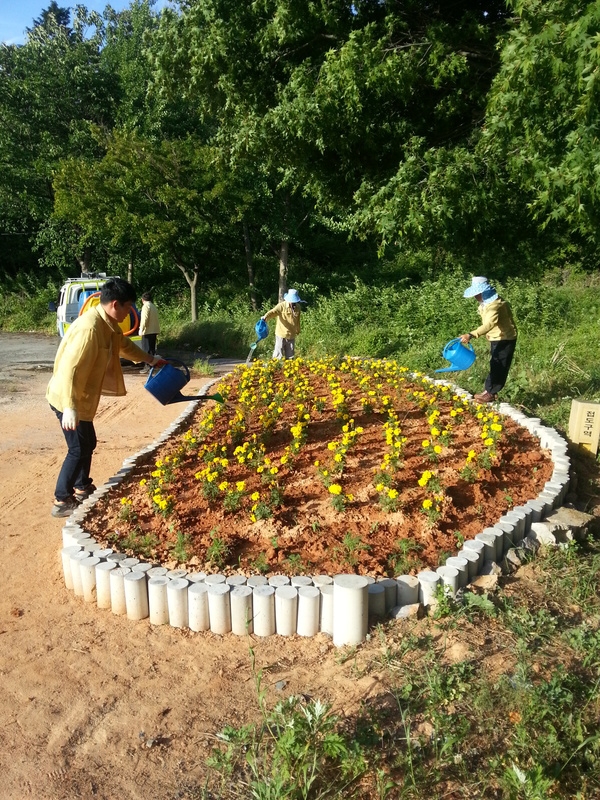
[54,130,231,319]
[482,0,600,246]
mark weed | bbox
[169,529,192,563]
[387,538,423,575]
[251,552,270,574]
[284,553,304,572]
[206,528,230,568]
[334,532,371,569]
[191,358,216,376]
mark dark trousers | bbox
[485,339,517,396]
[141,334,157,356]
[51,406,97,501]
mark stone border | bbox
[59,377,590,646]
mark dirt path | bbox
[0,367,388,800]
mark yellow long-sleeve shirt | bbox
[139,301,160,335]
[470,298,517,341]
[263,301,301,339]
[46,305,149,421]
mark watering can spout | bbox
[435,338,476,374]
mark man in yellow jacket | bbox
[47,278,165,518]
[459,276,518,403]
[138,290,161,374]
[261,288,307,359]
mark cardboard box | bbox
[568,399,600,455]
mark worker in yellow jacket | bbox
[459,276,518,404]
[47,278,165,518]
[262,288,307,359]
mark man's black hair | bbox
[141,291,153,302]
[100,278,136,305]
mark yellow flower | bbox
[484,437,494,447]
[139,479,147,486]
[218,481,229,491]
[490,423,503,432]
[388,488,398,499]
[236,481,245,492]
[346,494,354,502]
[328,484,342,495]
[433,445,442,454]
[422,499,433,509]
[376,483,384,492]
[251,491,260,501]
[422,440,430,448]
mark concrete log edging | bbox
[58,378,592,647]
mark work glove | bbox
[151,356,168,368]
[62,408,78,430]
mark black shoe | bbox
[75,484,97,502]
[51,497,79,518]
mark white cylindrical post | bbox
[95,561,117,609]
[187,572,207,583]
[275,585,298,636]
[269,574,290,587]
[445,557,468,589]
[496,521,516,554]
[230,585,253,635]
[61,546,82,590]
[378,578,398,611]
[226,575,247,587]
[368,583,386,619]
[167,578,190,628]
[188,583,210,631]
[417,570,440,606]
[148,577,170,626]
[457,549,480,580]
[252,585,276,637]
[506,510,526,544]
[481,526,504,561]
[312,574,333,587]
[107,552,127,565]
[297,586,320,637]
[396,575,419,606]
[291,575,313,588]
[437,565,459,597]
[208,584,232,635]
[319,585,334,635]
[166,568,188,580]
[475,532,497,564]
[205,573,226,585]
[463,539,485,563]
[110,567,131,615]
[131,562,153,574]
[121,557,140,569]
[70,550,90,597]
[333,575,369,647]
[124,572,149,620]
[525,499,544,523]
[247,575,268,588]
[146,567,168,579]
[79,556,101,602]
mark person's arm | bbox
[262,302,281,322]
[139,303,148,335]
[469,306,499,339]
[119,335,157,365]
[56,330,99,428]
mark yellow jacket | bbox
[470,298,517,341]
[139,301,160,335]
[47,305,148,421]
[264,301,301,339]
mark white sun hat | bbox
[463,276,493,298]
[283,289,306,304]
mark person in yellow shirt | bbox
[261,288,307,359]
[459,276,518,403]
[47,278,165,518]
[138,290,161,374]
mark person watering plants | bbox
[459,276,518,404]
[47,278,166,518]
[138,290,161,374]
[261,288,307,359]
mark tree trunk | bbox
[75,247,91,276]
[243,220,258,311]
[175,261,199,322]
[127,255,133,284]
[278,239,289,301]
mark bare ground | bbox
[1,366,599,800]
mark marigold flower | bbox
[422,498,433,509]
[328,484,342,495]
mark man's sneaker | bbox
[51,496,79,518]
[474,391,497,403]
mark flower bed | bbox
[84,357,553,576]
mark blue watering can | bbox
[246,318,269,364]
[145,358,224,405]
[435,338,476,373]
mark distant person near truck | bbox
[458,276,518,404]
[47,278,166,518]
[261,289,307,359]
[139,291,161,374]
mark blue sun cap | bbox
[283,288,306,304]
[463,276,494,298]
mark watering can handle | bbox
[445,337,474,353]
[148,357,190,381]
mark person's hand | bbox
[62,408,78,430]
[151,356,168,368]
[459,334,472,345]
[260,316,266,321]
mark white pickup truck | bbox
[49,273,141,341]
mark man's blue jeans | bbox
[51,405,97,501]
